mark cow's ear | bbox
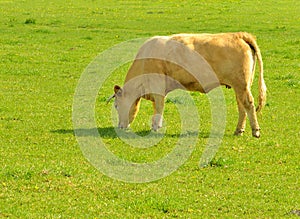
[114,85,122,95]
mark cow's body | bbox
[111,32,267,137]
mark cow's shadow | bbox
[52,127,209,139]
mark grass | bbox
[1,0,299,218]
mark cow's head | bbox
[108,85,141,129]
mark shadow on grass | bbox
[51,127,210,139]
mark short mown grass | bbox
[1,0,299,218]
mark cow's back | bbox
[170,33,252,83]
[126,33,254,92]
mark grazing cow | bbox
[108,32,267,137]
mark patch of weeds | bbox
[58,168,73,178]
[286,79,299,88]
[147,197,171,214]
[62,171,72,178]
[166,96,194,105]
[35,29,52,34]
[82,36,93,40]
[4,169,34,180]
[55,164,75,178]
[78,24,94,29]
[0,117,22,122]
[275,25,287,31]
[274,73,294,81]
[24,18,36,24]
[273,73,299,88]
[209,157,234,168]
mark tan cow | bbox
[108,32,267,137]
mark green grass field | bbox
[1,0,299,218]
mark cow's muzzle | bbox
[118,123,130,129]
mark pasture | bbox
[1,0,299,218]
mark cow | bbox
[107,32,267,138]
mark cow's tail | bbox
[238,32,267,112]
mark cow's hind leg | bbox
[151,94,165,131]
[234,97,247,136]
[236,89,260,138]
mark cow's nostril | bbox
[118,124,125,129]
[118,123,129,129]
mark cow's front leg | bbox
[151,95,165,131]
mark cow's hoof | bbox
[252,129,260,138]
[234,129,244,136]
